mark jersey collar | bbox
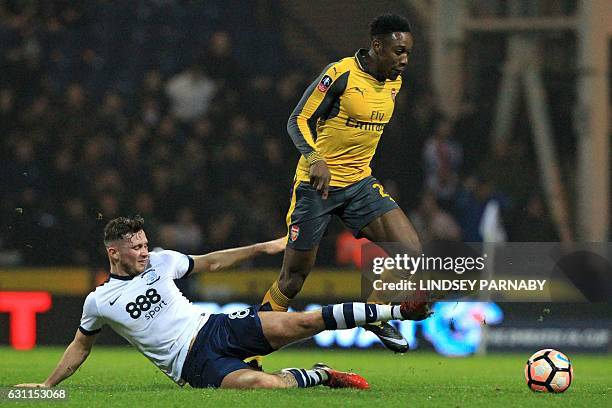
[109,273,135,280]
[354,48,369,72]
[109,260,152,280]
[354,48,385,83]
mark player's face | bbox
[112,230,149,276]
[373,32,413,80]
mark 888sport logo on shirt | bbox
[125,289,167,320]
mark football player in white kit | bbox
[16,216,430,390]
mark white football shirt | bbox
[79,250,209,385]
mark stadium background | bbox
[1,0,610,358]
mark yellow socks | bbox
[260,280,290,312]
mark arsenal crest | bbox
[289,225,300,242]
[391,88,397,101]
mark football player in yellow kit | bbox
[259,14,428,357]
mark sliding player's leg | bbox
[183,305,369,390]
[258,301,429,349]
[220,364,369,389]
[223,302,426,390]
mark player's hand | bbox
[260,237,287,255]
[309,161,331,199]
[14,383,49,388]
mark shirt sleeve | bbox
[158,250,194,279]
[79,293,104,336]
[287,61,350,159]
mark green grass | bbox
[1,347,610,407]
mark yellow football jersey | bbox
[288,49,402,187]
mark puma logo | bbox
[351,87,365,97]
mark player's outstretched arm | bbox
[15,329,97,388]
[190,237,286,274]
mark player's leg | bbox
[359,207,432,321]
[222,302,426,389]
[359,207,422,254]
[209,307,367,389]
[220,365,368,389]
[220,368,297,388]
[251,181,332,369]
[249,245,321,369]
[340,177,425,352]
[258,302,426,349]
[261,246,319,312]
[260,178,335,312]
[186,353,343,390]
[258,309,324,347]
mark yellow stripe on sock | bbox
[262,280,290,312]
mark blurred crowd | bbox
[1,1,561,271]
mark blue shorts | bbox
[180,305,275,388]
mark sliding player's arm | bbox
[190,237,286,274]
[286,62,349,198]
[15,329,98,387]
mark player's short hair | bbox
[104,215,145,246]
[370,14,412,39]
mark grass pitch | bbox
[1,347,610,407]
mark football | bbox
[525,349,573,393]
